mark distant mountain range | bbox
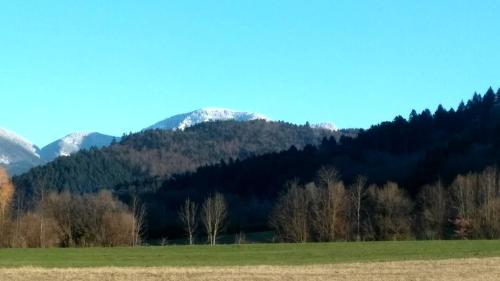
[0,129,116,175]
[1,108,338,175]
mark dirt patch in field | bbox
[0,257,499,281]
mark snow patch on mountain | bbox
[39,132,118,161]
[311,122,337,131]
[0,127,43,175]
[58,132,92,157]
[146,108,269,131]
[0,155,10,165]
[0,128,40,158]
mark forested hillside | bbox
[11,88,500,242]
[125,88,500,238]
[13,120,345,197]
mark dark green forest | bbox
[13,121,347,198]
[11,88,500,242]
[136,88,500,238]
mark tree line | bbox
[0,168,145,248]
[269,166,500,242]
[3,165,500,247]
[6,88,500,243]
[137,87,500,239]
[4,166,232,247]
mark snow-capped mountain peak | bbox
[0,128,40,158]
[0,127,43,175]
[39,132,118,161]
[57,132,93,157]
[146,108,269,131]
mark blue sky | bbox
[1,1,499,146]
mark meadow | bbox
[0,240,499,268]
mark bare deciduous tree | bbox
[178,198,198,245]
[449,173,476,239]
[36,186,47,248]
[10,212,60,248]
[316,166,339,189]
[201,193,227,245]
[417,181,447,239]
[449,167,500,239]
[368,182,413,241]
[40,191,142,247]
[270,181,310,243]
[477,167,500,238]
[316,167,347,241]
[43,191,74,246]
[131,196,146,247]
[349,175,366,241]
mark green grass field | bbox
[0,240,499,268]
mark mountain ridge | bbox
[0,128,43,175]
[145,108,269,131]
[2,108,338,175]
[14,119,343,195]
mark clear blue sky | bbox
[1,1,499,146]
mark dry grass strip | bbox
[0,257,499,281]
